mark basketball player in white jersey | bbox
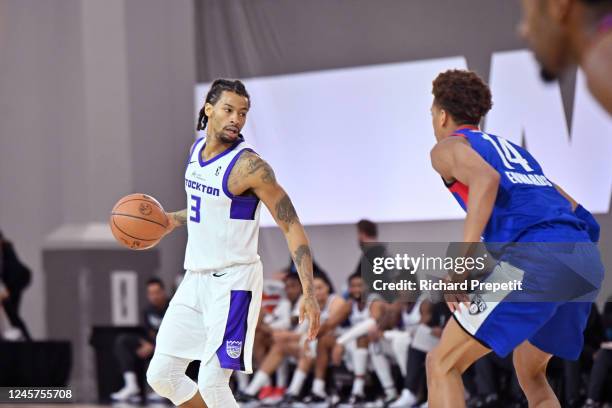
[146,79,320,408]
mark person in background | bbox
[236,272,303,403]
[354,219,386,277]
[0,230,31,341]
[583,297,612,408]
[390,298,450,408]
[111,277,169,402]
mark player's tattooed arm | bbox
[164,209,188,233]
[242,152,320,339]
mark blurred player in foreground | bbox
[518,0,612,114]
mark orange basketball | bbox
[109,193,169,250]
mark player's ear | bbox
[440,109,449,128]
[549,0,571,23]
[204,102,214,119]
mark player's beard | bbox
[217,131,237,144]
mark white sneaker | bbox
[110,384,140,402]
[389,389,417,408]
[146,391,165,402]
[3,328,23,341]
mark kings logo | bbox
[226,340,242,359]
[468,295,487,315]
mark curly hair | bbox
[432,69,492,126]
[196,79,250,131]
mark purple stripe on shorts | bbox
[216,290,252,371]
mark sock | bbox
[337,318,376,346]
[245,371,270,396]
[369,343,395,397]
[312,378,326,397]
[389,331,411,377]
[351,348,368,396]
[276,360,288,388]
[124,372,138,389]
[352,377,365,396]
[234,371,249,392]
[287,369,307,396]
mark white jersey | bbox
[349,293,381,326]
[184,136,261,271]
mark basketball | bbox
[109,193,169,250]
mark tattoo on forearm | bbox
[247,156,276,184]
[172,210,187,226]
[276,194,298,225]
[294,244,311,268]
[293,244,314,296]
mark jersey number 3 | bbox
[189,195,201,223]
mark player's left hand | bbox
[300,295,320,341]
[443,277,469,313]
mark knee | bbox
[146,359,172,397]
[198,359,235,408]
[513,359,547,391]
[146,354,196,403]
[425,349,447,379]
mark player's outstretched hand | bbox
[164,212,178,236]
[300,295,321,341]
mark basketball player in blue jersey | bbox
[145,79,320,408]
[424,69,604,408]
[518,0,612,114]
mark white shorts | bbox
[155,261,263,373]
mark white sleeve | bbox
[268,299,292,330]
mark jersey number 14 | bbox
[481,133,533,172]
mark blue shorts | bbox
[454,242,603,360]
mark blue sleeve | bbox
[574,204,600,243]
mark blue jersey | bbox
[445,126,590,243]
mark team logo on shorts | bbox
[468,295,487,315]
[226,340,242,359]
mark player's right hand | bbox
[299,294,320,341]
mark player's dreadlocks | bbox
[432,69,492,126]
[196,79,250,131]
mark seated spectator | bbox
[312,272,391,405]
[0,230,32,341]
[233,272,303,401]
[583,297,612,408]
[562,303,603,408]
[236,271,347,405]
[111,277,169,402]
[390,298,450,407]
[467,353,522,408]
